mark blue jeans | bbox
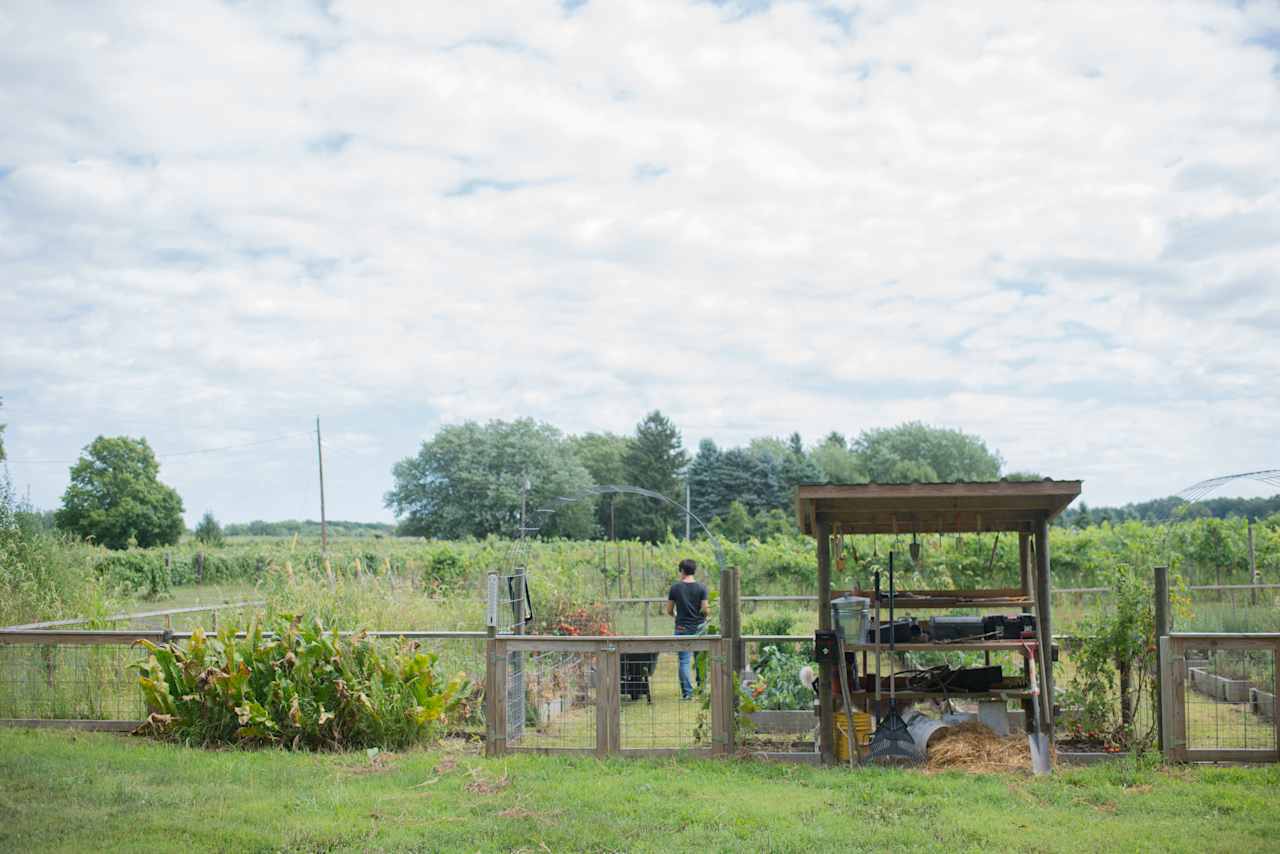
[675,625,700,698]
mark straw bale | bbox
[925,721,1050,773]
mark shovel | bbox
[867,551,919,765]
[1025,642,1052,775]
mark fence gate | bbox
[1161,633,1280,763]
[486,635,731,757]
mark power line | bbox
[4,431,315,465]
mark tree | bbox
[809,432,866,483]
[569,432,632,537]
[385,419,595,539]
[54,436,185,549]
[758,432,822,500]
[615,411,688,541]
[194,511,224,547]
[851,422,1002,483]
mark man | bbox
[665,558,709,700]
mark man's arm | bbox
[666,586,676,617]
[700,597,710,617]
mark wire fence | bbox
[0,637,149,722]
[0,629,489,730]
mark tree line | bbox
[384,413,1019,541]
[1061,494,1280,527]
[19,412,1276,551]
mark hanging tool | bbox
[873,570,882,710]
[909,529,921,562]
[867,551,919,764]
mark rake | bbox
[867,551,919,765]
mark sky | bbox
[2,0,1279,525]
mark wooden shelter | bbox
[795,479,1081,765]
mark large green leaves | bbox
[132,615,464,750]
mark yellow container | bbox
[836,711,874,760]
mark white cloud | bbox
[2,0,1279,522]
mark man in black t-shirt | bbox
[666,558,708,699]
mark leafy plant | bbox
[133,614,468,750]
[1060,565,1190,750]
[747,644,815,711]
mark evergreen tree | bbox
[616,411,688,541]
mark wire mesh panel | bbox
[1182,644,1277,753]
[0,640,148,721]
[510,649,598,751]
[618,646,709,751]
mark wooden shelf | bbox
[845,641,1037,653]
[844,689,1033,700]
[843,587,1034,610]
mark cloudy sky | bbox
[2,1,1279,524]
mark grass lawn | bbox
[3,730,1279,853]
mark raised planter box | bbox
[1212,676,1251,704]
[1250,688,1275,721]
[747,710,816,734]
[1188,668,1211,696]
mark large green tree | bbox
[851,422,1002,483]
[809,431,867,483]
[385,419,595,539]
[55,436,185,549]
[568,432,632,537]
[616,410,688,541]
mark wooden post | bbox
[817,522,834,764]
[315,416,327,552]
[485,573,500,757]
[1159,635,1176,762]
[711,637,731,755]
[1019,532,1034,733]
[1248,518,1258,606]
[596,642,620,756]
[492,640,508,757]
[1273,639,1280,759]
[730,567,743,685]
[1034,516,1055,744]
[1018,533,1031,596]
[1154,566,1169,753]
[1165,635,1188,762]
[195,552,205,585]
[642,555,651,636]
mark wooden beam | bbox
[797,481,1082,500]
[1018,533,1031,596]
[0,630,167,646]
[816,522,834,765]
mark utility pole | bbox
[316,416,328,552]
[685,479,691,540]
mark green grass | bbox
[2,729,1279,853]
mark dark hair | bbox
[678,558,697,576]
